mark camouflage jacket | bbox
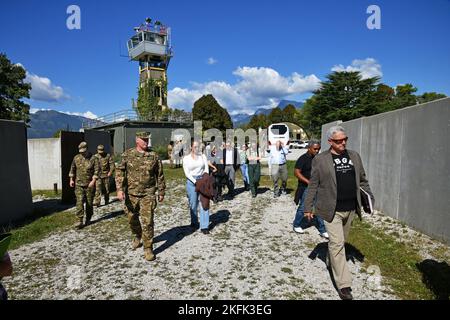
[94,153,115,178]
[69,153,100,187]
[115,148,165,197]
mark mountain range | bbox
[231,100,304,126]
[27,110,91,139]
[27,99,304,138]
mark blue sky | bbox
[1,0,449,118]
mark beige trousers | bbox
[324,210,355,289]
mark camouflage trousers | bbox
[94,177,110,206]
[124,194,157,250]
[75,185,95,222]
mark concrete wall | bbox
[84,130,111,155]
[93,122,195,155]
[321,98,450,243]
[27,138,61,190]
[0,120,33,226]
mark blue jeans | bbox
[240,164,249,184]
[293,187,326,234]
[186,178,210,229]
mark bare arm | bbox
[294,168,309,185]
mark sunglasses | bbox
[330,137,348,144]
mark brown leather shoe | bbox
[144,249,156,261]
[131,237,143,250]
[338,287,353,300]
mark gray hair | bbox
[308,140,321,148]
[326,125,346,140]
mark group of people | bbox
[38,125,373,300]
[68,142,115,229]
[179,125,374,300]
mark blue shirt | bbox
[268,145,289,165]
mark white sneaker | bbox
[320,232,329,239]
[293,226,304,234]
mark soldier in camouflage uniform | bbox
[115,132,166,261]
[69,142,100,229]
[93,144,115,207]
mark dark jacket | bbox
[304,149,374,222]
[195,173,216,210]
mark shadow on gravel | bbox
[257,187,271,195]
[416,259,450,300]
[153,225,196,255]
[308,242,365,265]
[209,210,231,231]
[90,209,125,225]
[308,242,365,292]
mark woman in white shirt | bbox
[183,140,210,234]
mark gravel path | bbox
[1,179,428,300]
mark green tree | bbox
[417,92,446,104]
[389,83,418,111]
[268,107,283,123]
[192,94,232,131]
[282,104,297,123]
[0,53,31,123]
[247,113,269,131]
[297,96,320,138]
[302,71,383,136]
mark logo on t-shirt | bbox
[333,156,354,174]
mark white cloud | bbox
[30,108,51,114]
[168,66,320,113]
[207,57,218,65]
[331,58,382,79]
[17,64,70,102]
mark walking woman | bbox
[183,140,210,234]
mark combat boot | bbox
[131,237,143,250]
[144,249,156,261]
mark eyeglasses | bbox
[330,137,348,144]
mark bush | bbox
[153,145,168,160]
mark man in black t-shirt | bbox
[292,141,328,238]
[303,126,374,300]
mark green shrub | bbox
[153,145,168,160]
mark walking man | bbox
[115,132,166,261]
[304,126,374,300]
[268,140,289,197]
[69,141,100,229]
[223,141,239,199]
[93,144,115,207]
[292,141,328,239]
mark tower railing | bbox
[82,109,193,129]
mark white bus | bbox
[268,123,290,145]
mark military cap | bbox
[136,131,151,139]
[97,144,105,152]
[78,141,88,152]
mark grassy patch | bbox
[162,165,185,181]
[6,210,74,250]
[348,219,434,299]
[32,189,61,198]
